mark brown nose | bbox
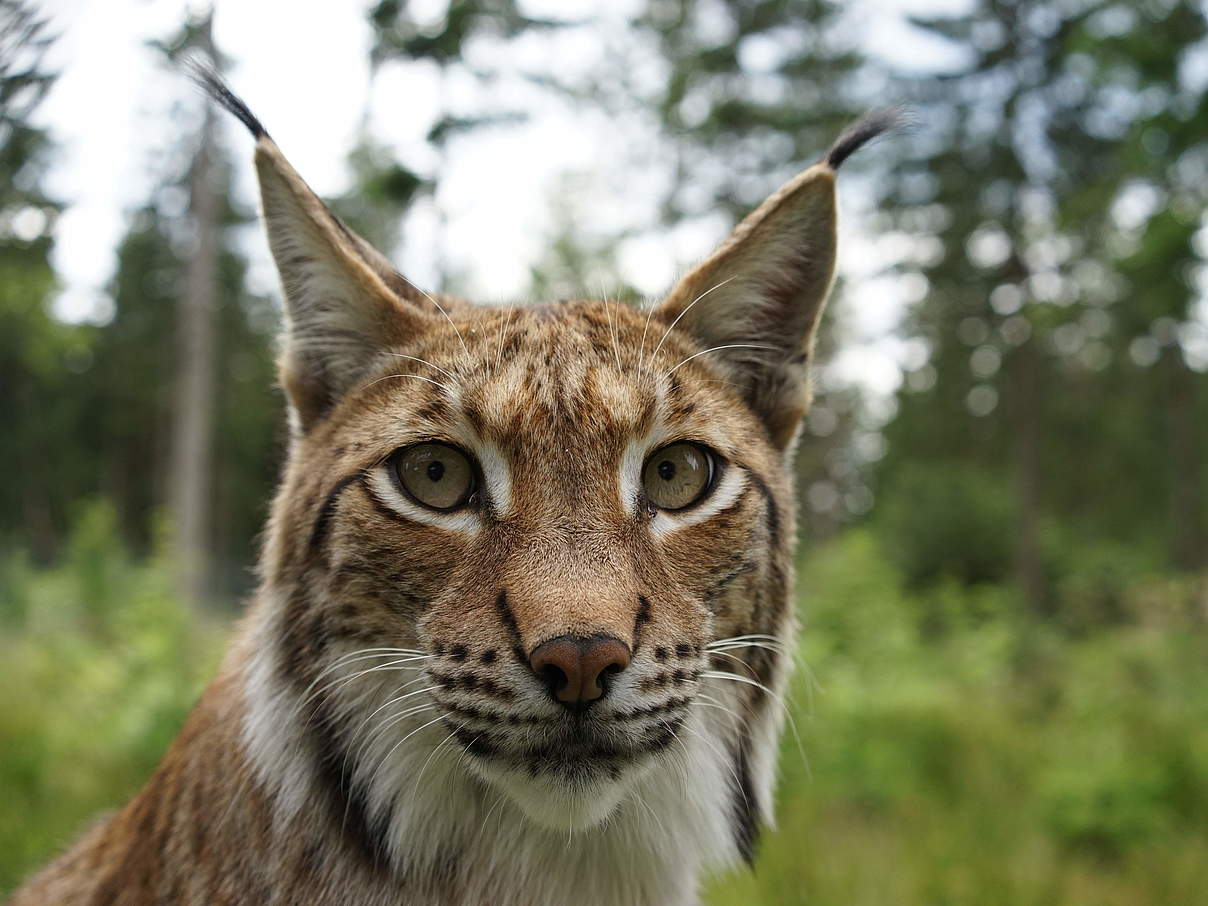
[529,635,632,711]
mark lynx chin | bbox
[10,68,898,906]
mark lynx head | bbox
[196,68,894,870]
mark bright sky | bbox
[34,0,966,399]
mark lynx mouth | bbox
[443,711,684,775]
[450,719,683,831]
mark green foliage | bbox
[0,502,222,893]
[874,461,1014,587]
[704,532,1208,905]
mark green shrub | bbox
[0,501,222,893]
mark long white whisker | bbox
[648,276,735,366]
[704,670,808,774]
[496,299,517,371]
[665,344,775,378]
[705,649,762,677]
[366,713,449,793]
[410,723,465,802]
[303,648,429,691]
[477,789,509,844]
[351,683,441,758]
[708,633,784,646]
[383,352,457,381]
[601,282,623,372]
[693,698,743,724]
[360,373,455,395]
[299,652,431,709]
[350,698,438,777]
[412,285,470,358]
[675,719,748,813]
[638,298,658,372]
[302,655,432,709]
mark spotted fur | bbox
[9,73,895,905]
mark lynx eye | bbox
[393,443,476,511]
[642,442,715,511]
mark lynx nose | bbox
[529,635,631,712]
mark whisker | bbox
[411,723,466,802]
[693,698,743,724]
[350,699,438,779]
[703,670,808,775]
[359,372,455,395]
[708,633,784,647]
[349,683,442,763]
[412,285,470,359]
[299,650,431,709]
[600,282,623,373]
[704,649,762,677]
[675,719,748,814]
[707,641,785,654]
[383,352,457,381]
[302,655,432,710]
[366,713,450,794]
[633,789,669,841]
[477,789,509,844]
[648,277,735,366]
[300,657,431,733]
[495,299,517,371]
[665,344,775,378]
[637,298,658,372]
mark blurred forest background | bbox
[3,0,1208,902]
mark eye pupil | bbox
[427,461,445,482]
[657,460,676,481]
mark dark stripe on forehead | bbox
[309,473,361,554]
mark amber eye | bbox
[393,443,476,511]
[642,442,716,511]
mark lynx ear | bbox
[190,65,435,431]
[654,110,901,449]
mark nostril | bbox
[528,634,631,710]
[538,663,568,697]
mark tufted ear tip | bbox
[824,106,912,170]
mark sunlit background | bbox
[3,0,1207,902]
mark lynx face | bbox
[193,71,892,875]
[267,296,794,833]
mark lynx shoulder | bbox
[10,71,897,906]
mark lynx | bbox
[10,70,894,906]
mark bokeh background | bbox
[3,0,1208,902]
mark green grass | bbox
[2,510,1205,902]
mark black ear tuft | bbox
[183,58,269,140]
[825,107,911,169]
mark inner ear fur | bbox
[655,164,838,449]
[253,138,436,432]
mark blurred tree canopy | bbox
[877,0,1208,613]
[4,0,1208,611]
